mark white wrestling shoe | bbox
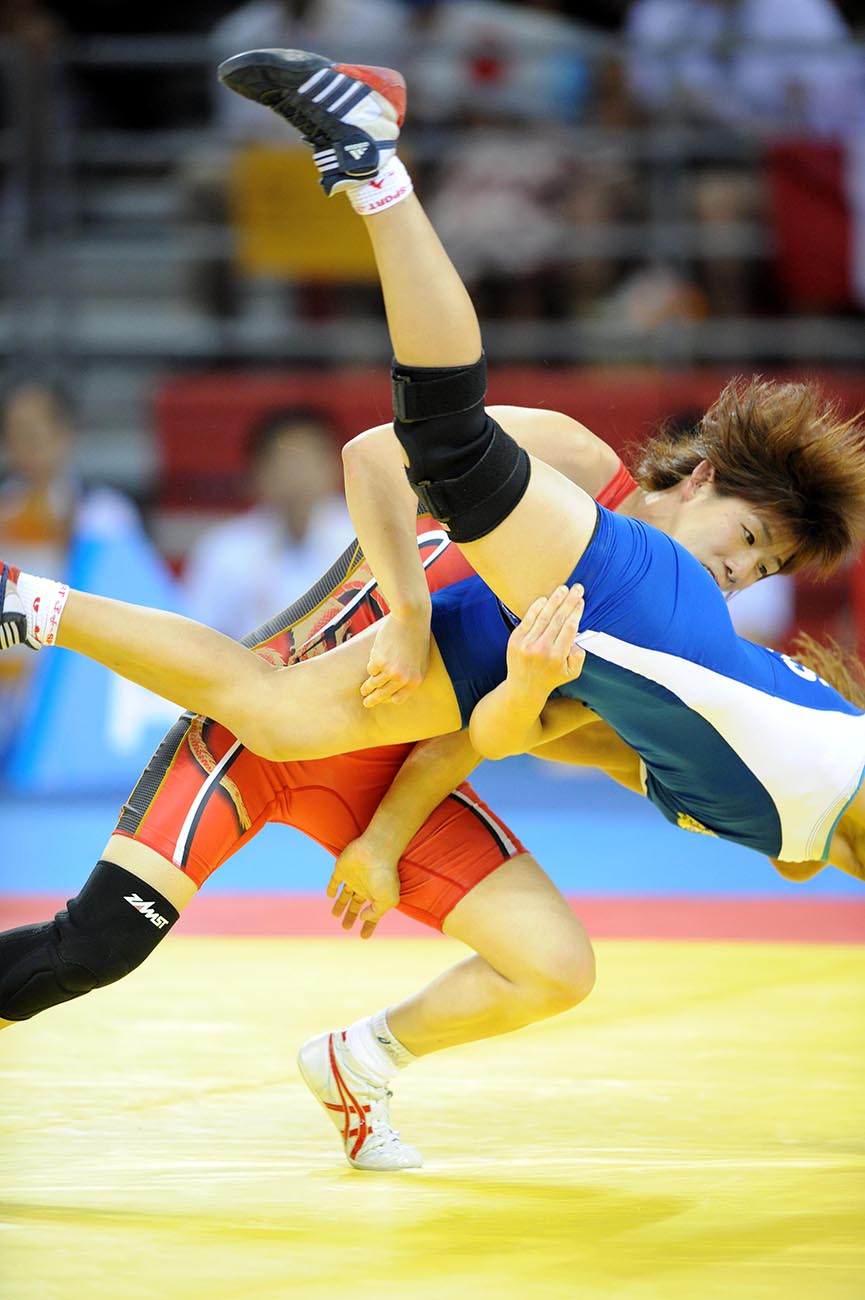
[217,49,406,196]
[297,1030,423,1171]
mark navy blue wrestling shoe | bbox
[217,49,406,196]
[0,561,31,650]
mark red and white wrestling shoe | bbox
[297,1030,423,1171]
[0,562,32,650]
[217,49,406,196]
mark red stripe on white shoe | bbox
[328,1031,370,1161]
[334,64,406,125]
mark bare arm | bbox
[327,729,480,937]
[352,730,480,862]
[531,719,646,795]
[469,586,590,759]
[341,422,429,623]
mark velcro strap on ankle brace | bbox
[408,423,531,542]
[392,355,487,423]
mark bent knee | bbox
[528,937,596,1013]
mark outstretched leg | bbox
[217,48,598,617]
[0,564,463,760]
[360,204,597,616]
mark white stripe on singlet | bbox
[172,738,243,866]
[171,529,453,863]
[296,529,451,657]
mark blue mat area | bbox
[1,758,857,898]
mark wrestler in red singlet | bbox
[116,466,637,930]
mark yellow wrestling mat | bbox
[1,937,863,1300]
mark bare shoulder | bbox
[487,405,623,499]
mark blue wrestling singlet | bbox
[429,505,865,862]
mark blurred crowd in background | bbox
[1,0,864,791]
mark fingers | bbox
[361,669,420,708]
[331,884,365,929]
[340,893,365,931]
[564,644,586,681]
[331,883,353,917]
[517,585,584,654]
[333,889,392,937]
[551,586,584,657]
[360,905,384,940]
[360,668,391,698]
[514,594,549,643]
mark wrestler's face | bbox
[672,462,793,593]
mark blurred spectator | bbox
[404,0,594,126]
[417,4,629,317]
[182,406,352,638]
[624,0,865,317]
[425,123,582,318]
[0,377,144,746]
[625,0,863,136]
[0,1,73,244]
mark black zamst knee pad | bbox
[0,860,179,1021]
[392,359,531,542]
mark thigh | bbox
[395,781,528,931]
[276,747,413,853]
[110,712,283,888]
[277,762,525,933]
[459,456,597,618]
[265,623,464,759]
[443,851,592,983]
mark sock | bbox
[344,1008,416,1085]
[346,156,413,216]
[15,571,69,647]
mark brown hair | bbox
[788,633,865,710]
[633,377,865,574]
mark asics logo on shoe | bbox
[124,893,171,929]
[345,141,370,161]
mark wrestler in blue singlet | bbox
[430,505,865,862]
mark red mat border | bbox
[1,894,863,944]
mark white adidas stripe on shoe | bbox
[217,49,406,196]
[0,561,32,651]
